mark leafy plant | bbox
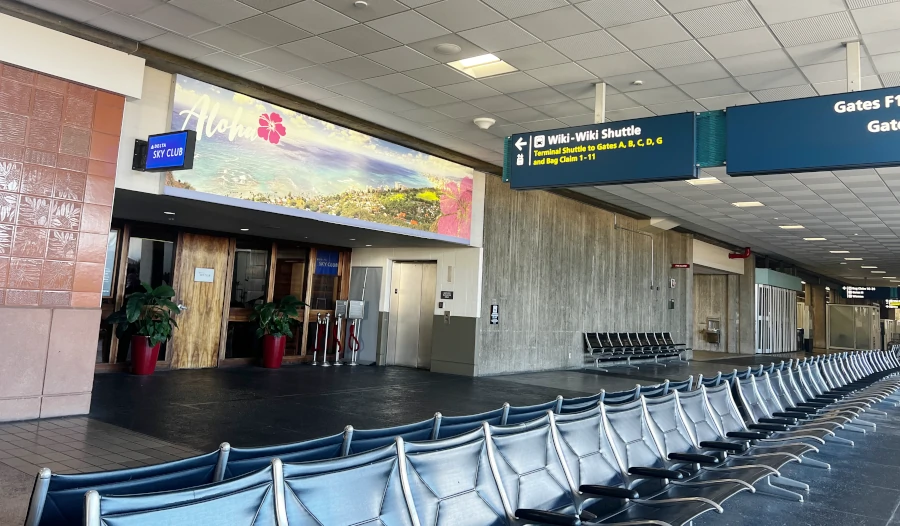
[250,295,304,338]
[106,283,182,346]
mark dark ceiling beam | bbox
[0,0,501,176]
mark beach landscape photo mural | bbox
[167,75,475,242]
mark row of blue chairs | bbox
[26,350,900,525]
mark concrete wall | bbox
[474,175,693,376]
[693,274,740,352]
[115,67,172,194]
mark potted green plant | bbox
[106,283,182,375]
[250,295,304,368]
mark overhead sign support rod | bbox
[594,82,607,124]
[845,41,861,93]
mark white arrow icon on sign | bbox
[514,137,527,151]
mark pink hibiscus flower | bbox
[437,176,473,238]
[258,112,287,145]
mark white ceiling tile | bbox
[493,107,549,123]
[398,0,440,8]
[416,0,504,32]
[676,1,763,39]
[602,70,671,91]
[802,60,876,82]
[365,46,437,71]
[605,106,656,120]
[559,114,596,126]
[328,81,391,100]
[325,56,393,79]
[20,0,107,21]
[481,0,568,18]
[269,0,356,33]
[469,94,527,112]
[626,86,691,105]
[514,6,599,41]
[680,77,746,98]
[734,68,812,90]
[279,36,354,63]
[364,94,420,112]
[750,0,847,24]
[317,95,373,113]
[428,118,474,133]
[696,92,757,109]
[407,34,488,61]
[576,0,668,27]
[90,0,162,15]
[290,64,355,86]
[646,99,706,115]
[317,0,408,22]
[656,0,733,13]
[438,81,502,100]
[527,63,596,86]
[522,118,565,131]
[863,29,900,56]
[785,39,863,66]
[608,16,692,50]
[533,100,592,118]
[634,40,712,69]
[196,51,264,73]
[143,32,217,58]
[882,72,900,87]
[363,73,429,93]
[280,82,338,100]
[657,61,730,84]
[700,27,780,58]
[509,87,570,106]
[752,84,818,102]
[229,14,311,45]
[496,43,570,70]
[193,26,269,54]
[366,11,450,44]
[135,4,218,36]
[478,72,546,93]
[404,64,473,86]
[872,52,900,75]
[320,24,401,54]
[546,30,627,61]
[719,49,795,76]
[431,102,485,118]
[770,11,858,48]
[555,80,615,99]
[853,3,900,34]
[580,93,641,110]
[244,46,313,70]
[170,0,260,24]
[579,52,651,78]
[239,67,300,87]
[398,89,459,106]
[458,21,541,52]
[87,12,167,40]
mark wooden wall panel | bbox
[476,176,693,375]
[171,233,230,369]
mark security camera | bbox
[473,117,496,130]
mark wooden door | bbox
[170,233,230,369]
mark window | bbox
[273,247,309,302]
[231,246,270,308]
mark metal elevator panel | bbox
[386,262,436,369]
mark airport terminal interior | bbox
[4,0,900,524]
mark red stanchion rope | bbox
[349,324,360,353]
[332,323,342,359]
[316,323,326,352]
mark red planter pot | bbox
[131,336,160,375]
[262,334,286,369]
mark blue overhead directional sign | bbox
[506,112,697,189]
[727,87,900,175]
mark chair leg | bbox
[770,475,809,492]
[756,477,804,502]
[850,418,877,431]
[799,456,831,470]
[824,435,855,446]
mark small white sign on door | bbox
[194,268,215,282]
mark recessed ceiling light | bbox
[779,225,805,229]
[687,177,721,185]
[803,237,826,241]
[845,257,863,260]
[240,228,249,231]
[732,201,763,207]
[163,211,175,215]
[448,54,517,78]
[861,266,878,269]
[353,0,368,6]
[349,238,355,241]
[801,281,806,284]
[840,262,847,264]
[365,244,372,247]
[632,80,644,86]
[872,271,886,273]
[830,250,849,253]
[891,280,900,283]
[883,277,896,279]
[434,43,462,55]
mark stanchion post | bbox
[322,313,332,367]
[311,313,321,366]
[334,314,344,366]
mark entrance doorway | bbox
[386,262,437,369]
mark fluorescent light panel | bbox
[872,271,886,273]
[448,54,517,78]
[845,257,863,260]
[861,266,878,269]
[830,250,850,253]
[779,225,805,229]
[687,177,721,185]
[803,237,826,241]
[732,201,763,207]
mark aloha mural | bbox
[168,75,474,241]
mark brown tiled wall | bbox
[0,62,123,308]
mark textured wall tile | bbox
[52,170,86,201]
[0,79,33,114]
[6,288,40,305]
[46,229,78,260]
[0,288,4,304]
[12,225,49,257]
[80,203,110,234]
[0,159,22,191]
[8,257,42,289]
[32,89,64,122]
[35,73,66,94]
[42,259,75,290]
[0,111,28,145]
[16,195,50,227]
[84,174,114,206]
[88,132,118,163]
[0,143,24,161]
[0,224,10,255]
[25,148,57,167]
[0,256,7,286]
[95,91,124,111]
[26,118,61,152]
[49,200,82,231]
[20,164,56,196]
[73,261,103,293]
[64,96,94,129]
[0,191,16,223]
[76,232,107,264]
[41,290,71,306]
[59,126,91,157]
[67,84,95,101]
[71,291,100,308]
[87,159,115,178]
[57,154,88,173]
[2,65,35,85]
[92,102,123,136]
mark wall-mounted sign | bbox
[669,278,677,289]
[727,87,900,175]
[144,130,197,172]
[315,250,340,276]
[506,112,697,189]
[440,291,453,300]
[101,229,118,297]
[672,263,691,269]
[490,303,500,325]
[840,286,898,300]
[168,75,475,243]
[194,268,215,282]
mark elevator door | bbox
[387,262,436,369]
